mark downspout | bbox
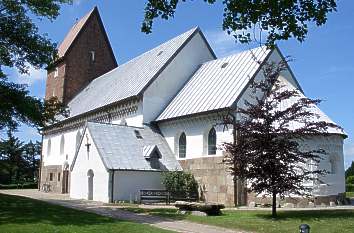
[110,170,115,203]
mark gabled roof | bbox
[57,7,95,58]
[67,27,206,118]
[71,122,181,171]
[156,46,272,121]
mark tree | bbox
[0,131,25,184]
[142,0,337,45]
[345,161,354,178]
[220,59,339,218]
[22,140,41,182]
[0,0,71,132]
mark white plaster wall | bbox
[301,135,345,196]
[42,128,83,167]
[70,129,109,202]
[143,32,215,123]
[111,101,144,127]
[158,114,233,159]
[113,170,164,201]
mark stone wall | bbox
[179,156,236,206]
[40,165,70,193]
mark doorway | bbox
[87,169,94,200]
[62,170,69,194]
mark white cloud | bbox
[204,30,242,58]
[344,141,354,169]
[14,66,46,85]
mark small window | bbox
[47,139,51,157]
[208,127,217,155]
[49,173,54,181]
[179,132,186,158]
[54,67,59,78]
[134,130,143,139]
[90,51,95,62]
[157,51,163,56]
[221,62,229,68]
[58,172,61,181]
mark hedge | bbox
[0,182,38,189]
[346,184,354,192]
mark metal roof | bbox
[71,122,181,171]
[156,46,272,121]
[67,27,200,118]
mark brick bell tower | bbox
[45,6,117,105]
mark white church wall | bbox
[302,135,345,196]
[143,32,215,123]
[70,129,109,202]
[158,114,233,159]
[112,170,164,202]
[42,128,83,167]
[111,100,144,127]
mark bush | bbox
[346,184,354,192]
[162,171,198,198]
[0,182,37,189]
[346,176,354,185]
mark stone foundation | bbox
[179,156,237,206]
[40,165,70,193]
[247,192,347,207]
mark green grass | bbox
[0,194,172,233]
[121,206,354,233]
[346,192,354,198]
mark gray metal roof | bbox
[156,46,272,121]
[67,27,199,118]
[73,122,181,171]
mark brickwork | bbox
[45,8,117,105]
[179,156,235,206]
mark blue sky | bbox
[6,1,354,167]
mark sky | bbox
[5,1,354,167]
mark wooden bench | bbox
[140,190,170,204]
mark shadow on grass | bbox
[0,193,119,226]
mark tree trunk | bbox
[272,190,277,218]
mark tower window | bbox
[54,67,59,78]
[90,51,95,62]
[134,130,143,139]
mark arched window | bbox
[208,127,217,155]
[47,139,51,157]
[60,135,65,156]
[76,131,82,151]
[179,132,186,158]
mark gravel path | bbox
[0,189,248,233]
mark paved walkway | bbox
[0,189,247,233]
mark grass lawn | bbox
[120,206,354,233]
[0,194,172,233]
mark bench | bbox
[140,190,170,204]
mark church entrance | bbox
[87,169,94,200]
[62,170,69,194]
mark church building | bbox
[40,7,346,205]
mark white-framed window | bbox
[178,132,186,158]
[47,139,51,157]
[60,135,65,156]
[208,127,217,155]
[54,67,59,78]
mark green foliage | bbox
[0,182,37,189]
[345,161,354,178]
[142,0,337,45]
[346,176,354,185]
[0,131,41,184]
[162,171,198,196]
[0,0,71,132]
[346,184,354,192]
